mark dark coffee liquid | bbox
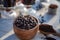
[3,0,16,7]
[21,0,35,5]
[49,4,58,9]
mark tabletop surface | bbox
[0,0,60,40]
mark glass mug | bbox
[48,4,58,15]
[20,0,35,8]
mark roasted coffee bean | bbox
[16,24,21,27]
[24,24,26,26]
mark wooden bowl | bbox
[13,15,38,40]
[13,25,38,40]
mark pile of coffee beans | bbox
[14,15,38,30]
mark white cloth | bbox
[1,10,17,19]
